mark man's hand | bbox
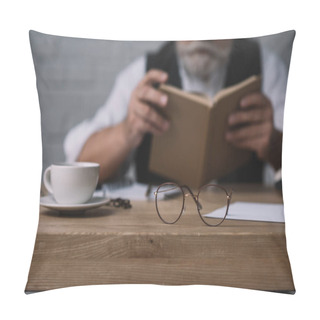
[226,92,282,169]
[124,69,170,148]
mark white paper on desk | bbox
[94,182,156,201]
[205,202,285,223]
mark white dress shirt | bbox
[64,45,288,185]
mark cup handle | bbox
[43,166,53,194]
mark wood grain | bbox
[25,184,294,293]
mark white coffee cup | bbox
[43,162,100,204]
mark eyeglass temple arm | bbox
[154,185,180,195]
[227,189,233,205]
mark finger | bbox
[133,101,170,132]
[240,92,270,109]
[228,135,268,153]
[140,69,168,86]
[228,107,272,126]
[135,116,167,136]
[226,122,272,143]
[136,85,168,107]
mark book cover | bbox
[149,75,261,188]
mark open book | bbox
[148,75,262,188]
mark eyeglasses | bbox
[154,182,232,227]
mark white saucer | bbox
[40,195,109,212]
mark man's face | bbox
[176,40,232,80]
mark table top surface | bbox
[37,183,285,235]
[27,184,294,293]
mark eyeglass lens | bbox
[197,184,229,226]
[155,183,184,224]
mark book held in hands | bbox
[148,75,262,188]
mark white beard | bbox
[176,41,232,81]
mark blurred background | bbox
[29,30,295,173]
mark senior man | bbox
[64,39,287,185]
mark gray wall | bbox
[29,30,294,173]
[30,31,164,172]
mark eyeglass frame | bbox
[154,182,232,227]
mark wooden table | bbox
[25,184,295,293]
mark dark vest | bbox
[136,40,263,184]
